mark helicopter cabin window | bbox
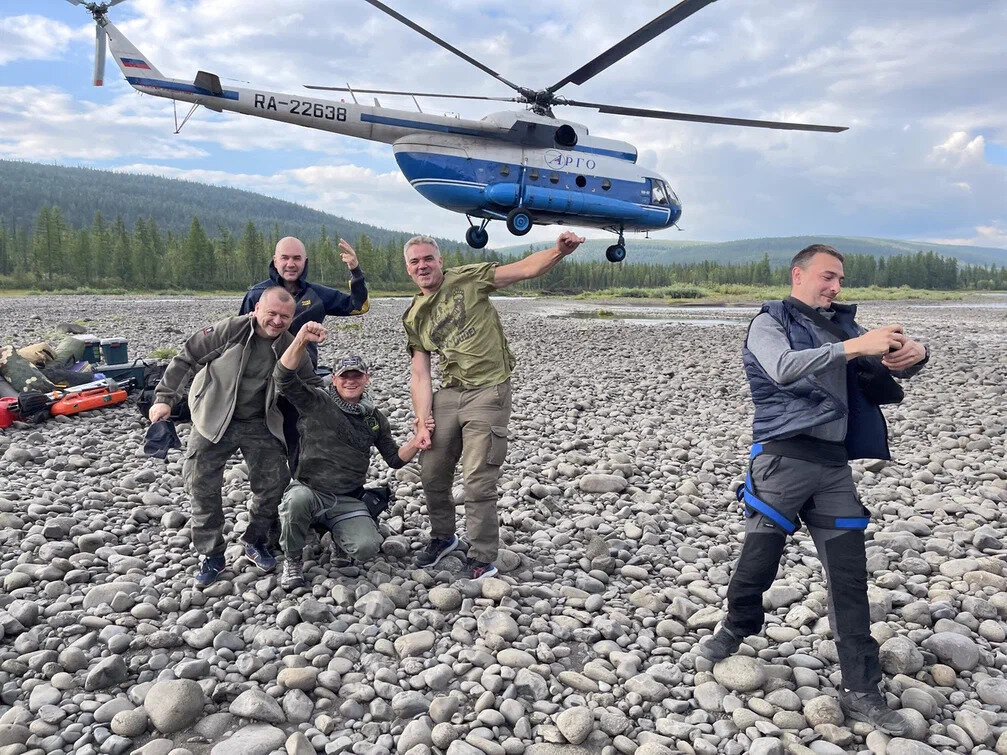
[499,164,511,177]
[549,172,559,184]
[575,175,587,188]
[601,179,612,191]
[650,179,671,206]
[529,169,539,181]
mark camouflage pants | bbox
[183,419,289,557]
[279,481,382,562]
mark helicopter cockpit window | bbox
[601,179,611,191]
[499,164,511,177]
[549,172,559,184]
[650,180,670,206]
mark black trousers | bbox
[726,454,881,692]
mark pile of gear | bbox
[0,326,156,428]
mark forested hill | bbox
[0,159,457,250]
[499,236,1007,268]
[3,159,1004,268]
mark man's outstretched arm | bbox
[493,231,584,289]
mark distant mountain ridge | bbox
[2,160,1004,267]
[498,236,1007,267]
[0,159,460,251]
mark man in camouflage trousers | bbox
[149,286,319,587]
[274,323,430,590]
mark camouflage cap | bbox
[333,355,370,376]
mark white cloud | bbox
[929,131,986,169]
[0,15,77,65]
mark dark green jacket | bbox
[155,315,319,444]
[273,363,405,495]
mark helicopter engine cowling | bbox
[554,125,578,148]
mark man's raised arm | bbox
[274,323,327,410]
[493,231,584,289]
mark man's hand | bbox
[148,402,171,424]
[338,239,359,270]
[846,324,905,358]
[557,231,585,257]
[297,322,327,344]
[882,338,926,370]
[413,424,433,450]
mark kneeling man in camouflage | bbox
[274,322,429,589]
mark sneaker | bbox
[243,540,277,573]
[840,688,911,736]
[465,559,498,580]
[699,626,744,663]
[415,535,459,568]
[280,555,306,590]
[194,556,226,588]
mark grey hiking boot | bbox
[839,688,911,736]
[699,626,744,663]
[281,555,305,590]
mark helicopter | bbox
[70,0,846,262]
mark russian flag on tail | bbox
[121,57,151,70]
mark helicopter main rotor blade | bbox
[562,99,847,132]
[361,0,526,96]
[548,0,718,93]
[303,84,518,103]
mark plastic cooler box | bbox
[101,338,128,365]
[74,335,102,364]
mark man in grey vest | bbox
[700,244,929,735]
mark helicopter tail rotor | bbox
[68,0,130,86]
[93,22,107,85]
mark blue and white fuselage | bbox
[393,125,681,232]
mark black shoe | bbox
[840,688,911,736]
[415,535,459,568]
[699,626,743,663]
[464,558,498,580]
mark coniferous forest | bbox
[1,206,1004,293]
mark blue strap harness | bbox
[737,444,870,532]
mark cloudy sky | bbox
[2,0,1006,250]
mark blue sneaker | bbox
[244,540,277,573]
[194,556,226,588]
[415,535,460,568]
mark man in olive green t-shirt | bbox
[403,231,584,579]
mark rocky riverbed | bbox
[0,294,1004,755]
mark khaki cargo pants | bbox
[421,380,511,563]
[183,419,289,557]
[279,481,382,562]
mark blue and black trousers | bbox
[727,447,880,692]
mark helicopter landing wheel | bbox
[465,225,489,249]
[505,208,533,236]
[606,244,626,263]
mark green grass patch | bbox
[149,347,178,359]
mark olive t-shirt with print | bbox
[402,262,515,388]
